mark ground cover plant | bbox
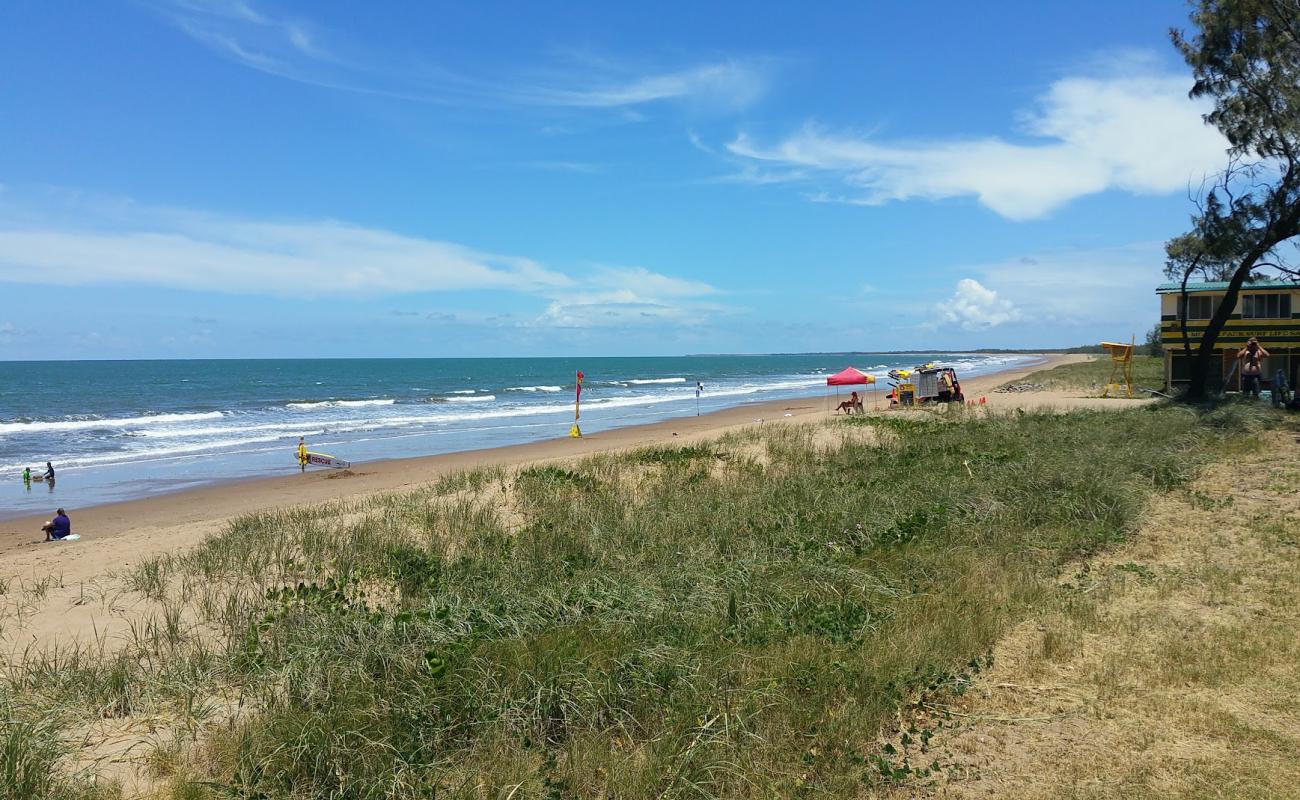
[1000,355,1166,395]
[0,404,1269,799]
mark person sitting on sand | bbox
[42,508,71,541]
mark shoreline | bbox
[0,355,1089,559]
[1,352,1043,518]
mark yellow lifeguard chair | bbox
[1100,338,1135,398]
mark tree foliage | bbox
[1165,0,1300,399]
[1144,323,1164,357]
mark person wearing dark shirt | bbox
[43,461,55,483]
[42,508,71,541]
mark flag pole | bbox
[570,370,583,438]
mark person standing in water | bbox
[22,467,31,488]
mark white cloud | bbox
[969,242,1166,328]
[914,241,1165,345]
[150,0,766,111]
[727,64,1229,219]
[0,219,571,296]
[939,279,1021,329]
[0,191,736,330]
[533,266,725,329]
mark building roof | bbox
[1155,279,1299,294]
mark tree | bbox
[1165,0,1300,400]
[1144,323,1164,357]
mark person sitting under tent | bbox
[836,390,863,414]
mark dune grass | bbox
[0,403,1271,799]
[877,420,1300,798]
[1003,355,1166,394]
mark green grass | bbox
[1002,355,1166,394]
[1,403,1275,799]
[0,694,115,800]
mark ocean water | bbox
[0,353,1034,516]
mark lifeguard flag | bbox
[570,370,585,437]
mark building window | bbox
[1241,293,1292,319]
[1178,295,1217,320]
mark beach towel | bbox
[51,534,80,542]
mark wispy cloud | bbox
[515,61,767,111]
[0,189,737,329]
[519,160,604,174]
[146,0,767,111]
[708,164,809,186]
[726,60,1230,219]
[587,265,716,298]
[686,129,714,155]
[532,266,727,330]
[0,217,570,296]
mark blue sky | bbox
[0,0,1231,359]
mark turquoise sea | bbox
[0,353,1034,516]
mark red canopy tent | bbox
[825,367,877,413]
[827,367,874,386]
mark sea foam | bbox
[286,399,395,410]
[0,411,225,435]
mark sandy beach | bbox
[0,353,1147,655]
[0,355,1109,560]
[0,351,1182,799]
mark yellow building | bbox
[1157,280,1299,391]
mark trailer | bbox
[888,364,963,405]
[914,366,963,403]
